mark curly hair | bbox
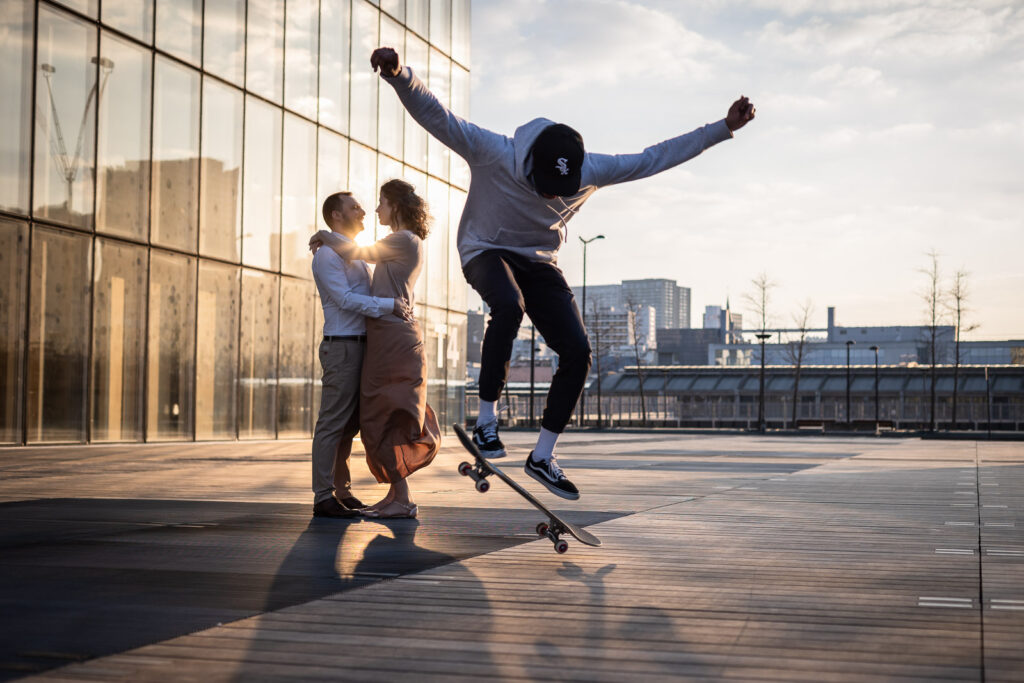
[380,178,430,239]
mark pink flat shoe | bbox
[362,501,418,519]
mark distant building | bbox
[574,278,691,329]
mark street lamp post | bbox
[578,234,604,427]
[870,345,880,433]
[529,324,536,427]
[845,340,856,425]
[756,332,772,432]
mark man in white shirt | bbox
[310,191,412,518]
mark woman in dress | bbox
[309,179,441,518]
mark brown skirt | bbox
[360,316,441,483]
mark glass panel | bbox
[429,0,451,55]
[102,0,153,43]
[349,0,379,147]
[199,79,243,261]
[0,0,34,215]
[381,0,404,23]
[403,32,428,172]
[242,96,282,269]
[316,129,348,231]
[91,238,146,442]
[278,277,313,437]
[247,0,285,103]
[34,6,97,230]
[424,305,446,425]
[425,176,448,308]
[311,289,324,418]
[239,270,278,438]
[196,261,239,439]
[318,0,350,133]
[151,57,200,251]
[446,310,467,426]
[147,250,196,440]
[427,49,450,180]
[448,187,467,310]
[404,165,427,303]
[52,0,97,18]
[284,0,319,119]
[450,65,470,189]
[0,219,28,444]
[451,0,469,66]
[281,115,317,276]
[156,0,202,65]
[97,31,151,240]
[204,0,246,85]
[27,227,91,443]
[348,143,377,244]
[406,0,427,38]
[378,15,404,160]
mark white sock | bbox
[478,400,496,424]
[532,428,559,461]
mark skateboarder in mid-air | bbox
[371,46,756,501]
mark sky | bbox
[467,0,1024,339]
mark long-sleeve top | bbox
[332,229,423,313]
[312,234,394,336]
[382,66,735,266]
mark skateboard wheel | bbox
[554,539,569,554]
[458,461,472,476]
[475,478,490,493]
[536,522,549,537]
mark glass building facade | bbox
[0,0,470,444]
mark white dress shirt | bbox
[311,234,394,336]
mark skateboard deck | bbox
[453,423,601,553]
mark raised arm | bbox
[371,46,505,166]
[586,96,756,188]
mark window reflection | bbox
[426,176,449,309]
[429,0,451,55]
[200,79,243,261]
[403,33,428,172]
[28,227,91,443]
[151,57,200,251]
[278,277,314,437]
[34,5,98,229]
[350,0,379,147]
[281,115,317,276]
[311,291,324,419]
[196,261,239,439]
[52,0,97,18]
[451,0,470,66]
[424,305,447,426]
[247,0,285,104]
[285,0,319,119]
[92,239,147,442]
[448,188,467,310]
[1,0,34,215]
[378,15,405,160]
[406,0,428,38]
[102,0,153,43]
[347,143,377,244]
[204,0,246,85]
[450,65,470,189]
[317,129,349,229]
[428,49,450,180]
[243,97,282,269]
[147,250,196,440]
[446,311,467,427]
[318,0,351,133]
[156,0,202,65]
[381,0,404,22]
[0,219,28,444]
[97,32,151,240]
[239,270,279,438]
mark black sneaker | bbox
[525,451,580,500]
[472,418,506,459]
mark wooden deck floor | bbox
[2,433,1021,681]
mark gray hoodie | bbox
[383,67,734,267]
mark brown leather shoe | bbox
[337,495,365,510]
[313,497,360,518]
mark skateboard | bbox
[453,423,602,554]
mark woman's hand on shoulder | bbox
[308,229,335,254]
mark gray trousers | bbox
[312,338,364,503]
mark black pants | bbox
[463,250,592,434]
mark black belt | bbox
[324,335,366,342]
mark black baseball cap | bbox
[530,123,584,197]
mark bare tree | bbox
[947,269,979,430]
[744,272,776,431]
[625,298,648,425]
[782,300,814,427]
[919,250,946,432]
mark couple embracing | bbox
[308,179,440,520]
